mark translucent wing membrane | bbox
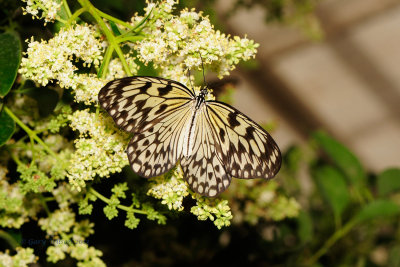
[98,76,194,132]
[206,101,281,180]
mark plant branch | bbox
[0,230,20,250]
[88,187,148,215]
[4,107,60,160]
[78,0,132,76]
[67,7,87,26]
[62,0,73,18]
[306,219,358,265]
[95,8,134,29]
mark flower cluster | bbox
[133,0,259,82]
[147,167,189,211]
[0,167,30,228]
[39,209,105,265]
[191,196,233,229]
[19,24,106,104]
[0,247,36,267]
[67,110,130,190]
[21,0,62,25]
[228,180,300,225]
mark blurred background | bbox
[215,0,400,171]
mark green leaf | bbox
[313,131,366,186]
[312,166,350,221]
[377,168,400,196]
[0,32,21,97]
[109,21,122,36]
[130,7,153,33]
[355,200,400,222]
[24,87,59,117]
[0,110,15,146]
[297,211,313,245]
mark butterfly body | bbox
[99,76,281,197]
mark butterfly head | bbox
[194,86,210,109]
[199,87,209,98]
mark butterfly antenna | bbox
[187,68,195,95]
[199,54,207,87]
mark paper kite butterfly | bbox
[98,76,281,197]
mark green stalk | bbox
[95,8,134,29]
[4,107,60,160]
[115,35,145,44]
[98,45,114,79]
[66,7,87,26]
[0,230,20,250]
[89,187,147,214]
[78,0,132,76]
[62,0,73,18]
[306,219,358,265]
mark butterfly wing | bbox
[127,100,194,177]
[98,76,194,133]
[205,100,281,181]
[180,107,232,197]
[99,76,195,177]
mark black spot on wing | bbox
[156,104,168,115]
[238,141,246,155]
[158,83,173,96]
[244,126,255,139]
[228,112,240,127]
[140,82,152,93]
[219,128,225,143]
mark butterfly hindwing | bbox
[181,108,232,197]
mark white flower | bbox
[19,24,106,104]
[133,2,259,79]
[21,0,62,25]
[67,110,129,191]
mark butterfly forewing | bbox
[98,76,194,133]
[127,100,194,177]
[98,76,281,197]
[206,101,281,180]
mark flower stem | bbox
[306,219,358,265]
[98,45,114,79]
[4,107,60,160]
[95,8,134,29]
[67,7,87,26]
[62,0,73,18]
[0,230,20,250]
[115,35,145,44]
[89,187,148,215]
[78,0,132,76]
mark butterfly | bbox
[98,76,281,197]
